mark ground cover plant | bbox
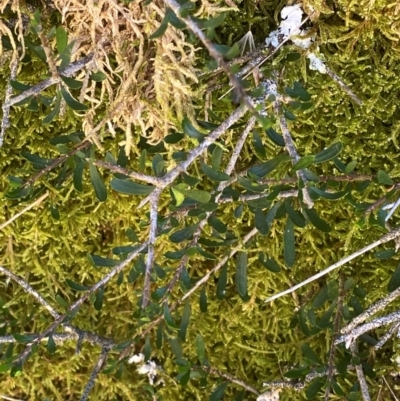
[1,0,400,400]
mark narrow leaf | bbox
[209,382,228,401]
[111,178,155,195]
[195,334,206,364]
[94,286,105,311]
[292,155,315,171]
[182,115,205,140]
[56,26,68,53]
[236,252,247,299]
[170,224,199,243]
[314,142,343,163]
[181,189,211,203]
[73,158,85,192]
[285,200,306,228]
[163,303,179,330]
[61,87,88,111]
[200,286,207,312]
[89,163,107,202]
[377,170,394,186]
[388,263,400,292]
[303,208,331,232]
[216,264,228,299]
[47,334,56,354]
[201,163,230,182]
[65,279,89,291]
[248,154,289,178]
[43,93,61,124]
[179,299,191,341]
[284,218,295,268]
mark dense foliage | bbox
[1,0,400,400]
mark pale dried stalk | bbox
[266,226,400,302]
[0,192,49,231]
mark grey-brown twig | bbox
[350,342,371,401]
[0,51,19,147]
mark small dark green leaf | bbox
[374,249,396,260]
[216,264,228,299]
[285,52,301,62]
[56,26,68,53]
[213,43,239,59]
[181,189,211,203]
[254,208,269,235]
[377,170,394,186]
[249,154,290,178]
[88,254,118,268]
[111,178,155,195]
[149,18,169,39]
[236,252,247,299]
[65,279,89,291]
[302,168,320,182]
[312,286,328,308]
[299,306,310,335]
[73,158,85,192]
[169,337,183,358]
[195,334,206,364]
[94,286,105,311]
[314,143,343,164]
[292,155,315,171]
[182,115,205,140]
[170,224,199,243]
[49,205,60,220]
[201,163,230,182]
[284,218,295,268]
[10,80,32,91]
[303,208,331,232]
[301,344,321,365]
[203,13,226,28]
[152,154,165,177]
[308,187,348,200]
[164,303,179,330]
[208,216,227,233]
[344,160,357,174]
[259,253,281,272]
[211,145,223,170]
[89,163,107,202]
[284,367,309,379]
[234,204,243,218]
[209,382,228,401]
[61,87,88,111]
[165,8,186,29]
[179,299,191,341]
[200,286,208,312]
[266,127,285,146]
[90,71,107,82]
[43,93,61,124]
[60,75,83,89]
[306,377,325,399]
[388,263,400,292]
[252,131,266,159]
[283,108,296,120]
[285,200,306,228]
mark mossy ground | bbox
[1,0,400,399]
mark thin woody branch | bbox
[14,241,148,365]
[142,189,161,309]
[350,342,371,401]
[0,50,19,148]
[6,53,94,108]
[79,346,111,401]
[266,226,400,303]
[163,0,259,116]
